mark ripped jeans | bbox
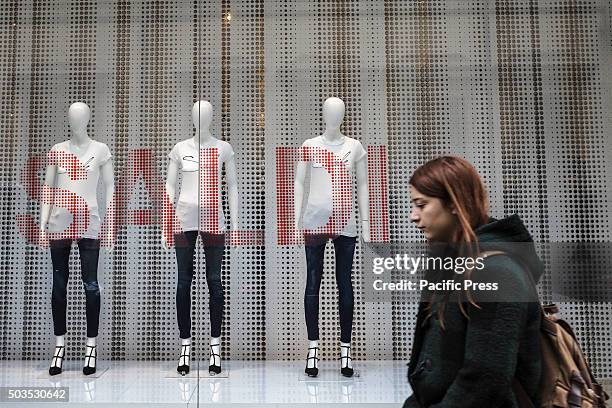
[50,238,101,338]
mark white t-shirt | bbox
[47,139,112,239]
[301,135,367,237]
[168,138,234,233]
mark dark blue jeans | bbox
[174,231,225,339]
[50,238,101,338]
[304,234,357,343]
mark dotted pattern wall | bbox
[0,0,610,378]
[18,0,64,361]
[224,0,267,360]
[538,0,612,377]
[0,0,19,360]
[494,0,552,302]
[383,0,451,363]
[109,0,130,361]
[133,0,188,361]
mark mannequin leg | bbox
[175,231,198,375]
[304,234,327,377]
[175,231,198,340]
[332,235,356,344]
[304,235,327,342]
[202,232,225,374]
[77,239,101,339]
[50,239,72,337]
[77,238,101,375]
[333,235,356,377]
[202,233,225,338]
[49,239,71,376]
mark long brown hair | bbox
[409,156,489,328]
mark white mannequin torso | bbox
[163,100,239,248]
[300,135,366,236]
[40,102,115,248]
[294,97,370,241]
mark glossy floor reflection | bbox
[0,360,411,407]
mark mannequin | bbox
[164,100,238,375]
[295,97,370,378]
[40,102,114,376]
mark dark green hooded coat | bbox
[403,214,544,408]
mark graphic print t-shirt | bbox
[46,140,112,239]
[168,138,234,233]
[301,135,367,237]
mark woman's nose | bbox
[410,209,419,223]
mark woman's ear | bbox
[444,200,458,216]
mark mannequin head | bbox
[68,102,91,135]
[322,97,345,130]
[192,100,213,133]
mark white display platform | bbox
[0,360,410,407]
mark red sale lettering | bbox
[276,145,389,245]
[367,145,389,243]
[15,145,390,248]
[276,146,353,245]
[199,148,220,234]
[16,154,90,246]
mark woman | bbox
[404,156,543,407]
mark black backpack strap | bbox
[512,378,536,408]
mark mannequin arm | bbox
[355,158,371,242]
[294,160,307,228]
[163,160,180,248]
[165,161,179,204]
[39,164,57,230]
[101,160,115,249]
[225,157,239,231]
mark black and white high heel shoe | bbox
[305,346,319,377]
[83,345,97,375]
[209,343,221,374]
[177,344,190,375]
[340,344,353,377]
[49,345,65,376]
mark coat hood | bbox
[474,214,545,284]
